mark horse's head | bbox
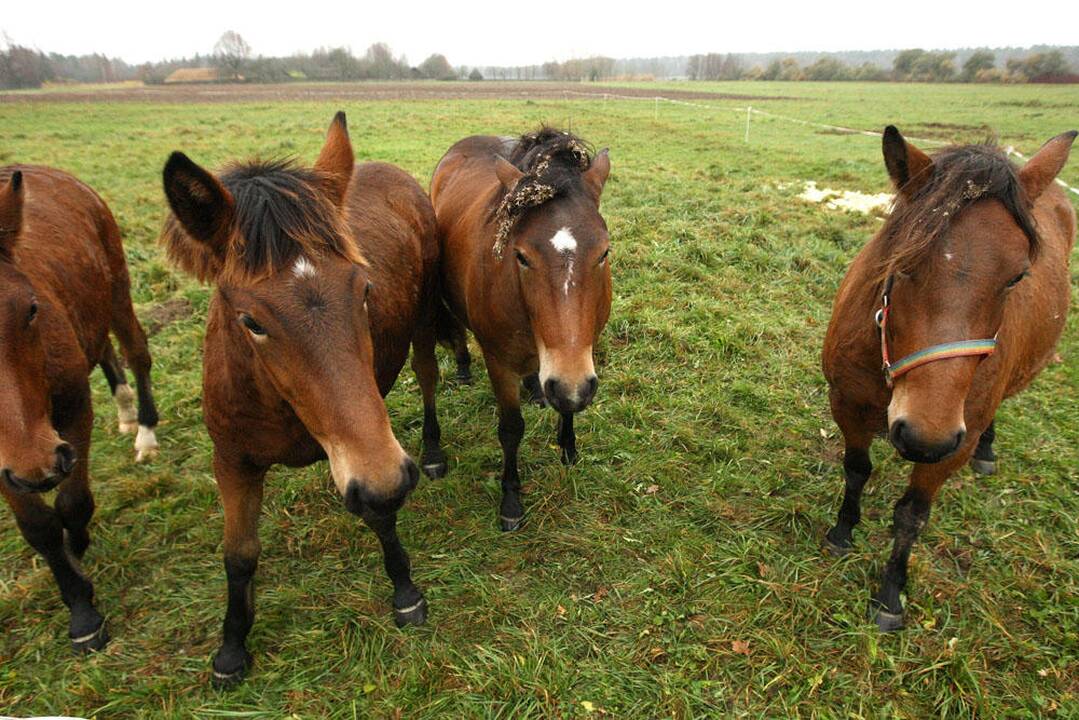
[494,132,612,413]
[879,127,1075,463]
[0,171,76,493]
[162,113,417,513]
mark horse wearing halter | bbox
[875,274,998,388]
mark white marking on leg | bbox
[292,255,317,279]
[395,598,427,614]
[115,384,137,434]
[549,227,577,253]
[135,424,159,463]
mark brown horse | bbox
[822,127,1076,631]
[161,112,444,686]
[0,165,159,652]
[431,128,611,531]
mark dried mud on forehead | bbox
[0,81,798,105]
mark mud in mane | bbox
[163,159,363,283]
[879,143,1038,281]
[491,127,594,256]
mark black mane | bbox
[491,127,594,256]
[880,143,1038,278]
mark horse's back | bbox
[346,162,438,390]
[1,165,124,359]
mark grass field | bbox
[0,81,1077,718]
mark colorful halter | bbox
[875,275,998,388]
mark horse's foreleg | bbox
[411,326,447,479]
[487,356,525,531]
[358,507,427,627]
[2,484,106,653]
[824,401,877,555]
[872,443,972,631]
[970,419,997,475]
[557,412,577,465]
[522,373,546,407]
[54,396,95,560]
[211,453,266,687]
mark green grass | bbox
[0,82,1077,718]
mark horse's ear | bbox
[583,148,611,203]
[1018,130,1077,201]
[314,111,354,207]
[0,171,24,258]
[883,126,934,197]
[494,155,524,191]
[162,151,234,253]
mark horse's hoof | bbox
[822,534,853,557]
[422,461,447,479]
[71,619,109,654]
[454,369,473,385]
[134,425,159,463]
[394,596,428,627]
[872,607,905,633]
[500,514,524,532]
[970,457,996,476]
[211,650,252,688]
[560,448,578,466]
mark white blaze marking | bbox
[550,227,577,253]
[292,256,317,278]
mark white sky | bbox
[2,0,1075,67]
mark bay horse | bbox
[1,165,159,652]
[161,112,445,686]
[822,127,1076,631]
[431,128,611,531]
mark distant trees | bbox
[213,31,251,80]
[418,54,457,80]
[687,53,744,81]
[468,68,483,81]
[1006,50,1072,81]
[892,49,956,81]
[0,41,54,89]
[961,50,995,82]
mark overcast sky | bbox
[3,0,1076,66]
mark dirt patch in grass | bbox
[142,297,193,336]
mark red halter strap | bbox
[876,275,998,388]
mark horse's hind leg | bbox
[557,412,577,465]
[110,293,159,462]
[824,401,877,555]
[412,325,447,479]
[970,420,996,476]
[2,484,107,653]
[99,342,138,434]
[872,442,973,632]
[435,299,473,384]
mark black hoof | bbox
[970,457,996,476]
[822,536,853,557]
[422,461,448,479]
[393,596,428,627]
[211,650,252,688]
[71,619,109,654]
[500,514,524,532]
[454,368,473,385]
[560,448,578,466]
[872,607,904,632]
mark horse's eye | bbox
[27,300,38,325]
[515,250,530,268]
[1006,270,1029,289]
[598,248,610,265]
[239,314,266,336]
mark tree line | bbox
[2,32,1075,89]
[687,49,1075,83]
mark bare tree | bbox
[213,31,251,81]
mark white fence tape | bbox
[558,89,1079,196]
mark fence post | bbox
[744,106,752,143]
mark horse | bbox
[0,165,159,652]
[161,112,445,686]
[822,127,1076,631]
[431,128,611,531]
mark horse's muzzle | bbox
[342,458,420,516]
[0,443,76,493]
[543,375,599,414]
[889,420,965,464]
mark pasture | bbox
[0,81,1076,718]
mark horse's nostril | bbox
[953,429,966,451]
[582,375,598,401]
[543,378,558,400]
[54,443,76,475]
